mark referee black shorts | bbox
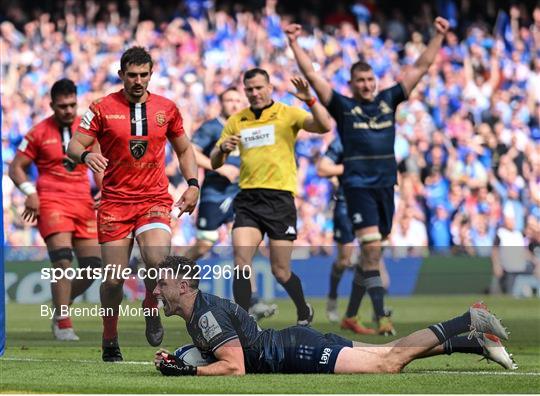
[233,188,297,241]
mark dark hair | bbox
[120,46,153,72]
[350,61,373,76]
[243,68,270,84]
[218,87,239,102]
[50,79,77,102]
[158,256,200,289]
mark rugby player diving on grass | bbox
[152,256,517,376]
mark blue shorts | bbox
[280,326,352,374]
[196,198,235,231]
[333,199,355,244]
[344,187,394,237]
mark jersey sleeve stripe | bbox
[210,335,239,352]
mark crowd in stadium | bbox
[2,0,539,266]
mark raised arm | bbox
[285,24,333,106]
[401,17,450,96]
[289,77,332,134]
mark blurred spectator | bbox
[1,0,538,270]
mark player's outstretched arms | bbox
[210,135,240,170]
[401,17,449,96]
[196,339,245,376]
[290,77,332,133]
[67,132,108,173]
[285,24,333,106]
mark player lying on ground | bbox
[152,256,517,376]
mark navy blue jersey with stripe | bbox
[326,84,406,188]
[186,292,284,373]
[186,292,352,373]
[323,137,345,201]
[191,118,240,202]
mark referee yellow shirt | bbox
[216,102,309,195]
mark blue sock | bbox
[443,336,483,355]
[429,312,472,343]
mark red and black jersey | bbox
[17,115,92,199]
[77,90,185,202]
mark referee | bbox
[210,68,332,325]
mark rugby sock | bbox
[364,270,386,318]
[55,316,73,329]
[443,336,483,355]
[328,261,345,299]
[143,289,158,310]
[279,272,309,319]
[102,314,119,341]
[233,277,252,311]
[345,268,366,318]
[429,312,472,343]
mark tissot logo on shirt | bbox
[240,125,275,149]
[199,311,222,341]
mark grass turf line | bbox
[1,295,539,393]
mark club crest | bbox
[155,111,166,127]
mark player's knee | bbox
[141,250,168,268]
[49,248,73,266]
[102,277,125,289]
[78,256,102,269]
[360,236,382,269]
[271,266,290,283]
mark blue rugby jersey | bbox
[191,118,240,202]
[326,84,406,188]
[323,137,345,201]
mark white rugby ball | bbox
[174,344,216,367]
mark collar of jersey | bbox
[249,101,275,120]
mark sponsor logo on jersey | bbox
[105,114,126,120]
[319,347,332,364]
[199,311,222,342]
[155,111,166,127]
[129,139,147,159]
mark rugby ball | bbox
[174,344,216,367]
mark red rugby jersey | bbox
[17,115,92,199]
[77,90,184,202]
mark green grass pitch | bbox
[1,295,539,393]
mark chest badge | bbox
[155,111,166,127]
[130,139,147,159]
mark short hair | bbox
[158,256,200,289]
[243,68,270,84]
[120,46,153,72]
[50,79,77,102]
[350,61,373,76]
[219,87,239,102]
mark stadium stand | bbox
[2,0,539,284]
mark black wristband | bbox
[80,151,91,164]
[187,178,199,188]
